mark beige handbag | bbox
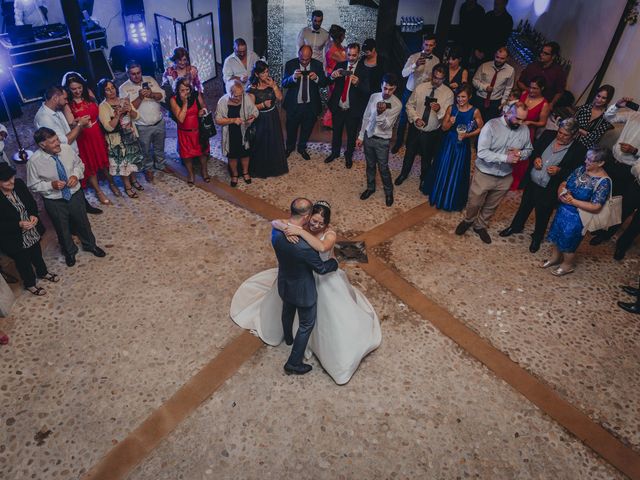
[579,176,622,234]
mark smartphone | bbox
[424,96,436,107]
[343,70,353,76]
[420,52,428,59]
[626,101,640,111]
[300,70,310,76]
[142,82,150,89]
[385,102,392,109]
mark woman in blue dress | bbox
[422,83,483,211]
[542,147,612,276]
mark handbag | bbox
[578,176,622,234]
[198,110,216,139]
[241,95,257,147]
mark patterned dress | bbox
[547,166,611,252]
[574,104,613,149]
[98,101,144,176]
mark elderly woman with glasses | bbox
[215,79,258,187]
[500,118,586,253]
[542,147,612,276]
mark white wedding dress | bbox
[230,234,381,385]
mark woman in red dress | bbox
[169,77,210,186]
[63,74,116,204]
[511,76,550,190]
[322,25,346,128]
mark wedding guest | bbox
[459,0,485,59]
[422,83,483,211]
[282,45,327,160]
[26,127,106,267]
[0,124,11,165]
[62,74,113,205]
[499,119,585,253]
[455,102,532,244]
[247,61,288,178]
[360,38,384,99]
[162,47,206,109]
[14,0,47,26]
[574,85,615,149]
[321,24,346,129]
[325,43,368,169]
[296,10,329,65]
[97,79,144,198]
[222,38,261,89]
[472,47,515,121]
[215,80,259,187]
[517,42,566,109]
[357,73,402,207]
[395,64,453,186]
[171,77,211,186]
[119,60,172,184]
[480,0,513,58]
[511,76,550,189]
[393,34,440,154]
[445,47,468,91]
[543,148,611,276]
[0,163,58,296]
[589,97,640,251]
[34,86,102,214]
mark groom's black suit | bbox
[271,228,338,367]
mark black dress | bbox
[228,104,250,158]
[247,86,288,178]
[445,66,465,90]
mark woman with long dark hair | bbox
[247,61,288,178]
[574,85,615,149]
[169,76,210,186]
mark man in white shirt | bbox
[222,38,261,89]
[34,85,102,214]
[472,47,515,121]
[395,64,453,186]
[357,73,402,207]
[14,0,47,26]
[392,34,440,154]
[589,96,640,256]
[296,10,329,65]
[27,127,105,267]
[0,124,10,165]
[119,60,171,183]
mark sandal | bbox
[203,175,211,183]
[41,273,60,283]
[551,266,575,277]
[26,286,46,296]
[125,187,138,198]
[230,176,239,187]
[108,183,123,197]
[97,193,112,205]
[131,181,144,191]
[242,173,252,184]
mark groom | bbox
[272,198,339,375]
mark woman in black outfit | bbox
[0,163,58,296]
[247,61,288,178]
[574,84,615,149]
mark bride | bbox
[230,201,382,385]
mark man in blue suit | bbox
[272,198,338,375]
[282,45,328,160]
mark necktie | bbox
[422,87,436,124]
[301,67,309,103]
[340,64,353,103]
[484,68,499,108]
[52,155,71,201]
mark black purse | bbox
[198,110,216,139]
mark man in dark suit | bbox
[499,119,586,252]
[282,45,328,160]
[324,42,368,169]
[272,197,339,375]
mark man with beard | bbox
[296,10,329,65]
[472,47,515,121]
[455,102,532,244]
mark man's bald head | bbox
[290,197,313,218]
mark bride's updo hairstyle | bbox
[312,200,331,226]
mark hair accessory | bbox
[314,200,331,209]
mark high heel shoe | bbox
[230,176,239,187]
[242,172,252,184]
[96,192,112,205]
[125,187,138,198]
[108,183,123,197]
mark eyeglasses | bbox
[540,50,553,56]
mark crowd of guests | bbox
[0,2,638,306]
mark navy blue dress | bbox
[547,166,611,252]
[421,105,476,211]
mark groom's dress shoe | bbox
[284,363,312,375]
[298,149,311,160]
[621,285,640,297]
[360,189,374,200]
[617,301,640,315]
